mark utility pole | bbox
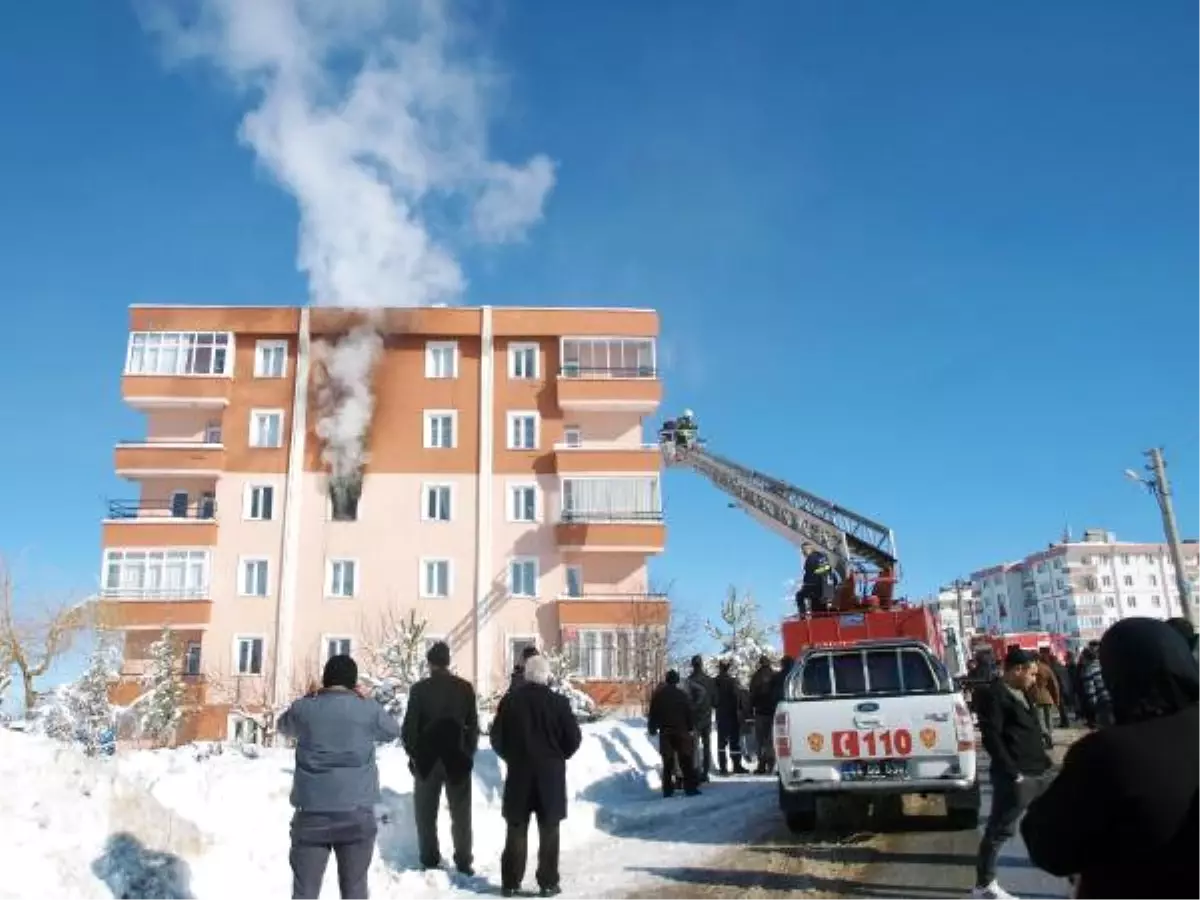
[951,578,969,649]
[1128,448,1195,626]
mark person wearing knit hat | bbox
[277,654,401,899]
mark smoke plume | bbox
[142,0,555,482]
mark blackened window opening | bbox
[330,475,362,522]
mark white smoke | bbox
[141,0,555,478]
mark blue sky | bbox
[0,1,1195,688]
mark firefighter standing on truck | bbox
[796,543,838,617]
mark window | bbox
[1123,575,1134,587]
[424,411,456,449]
[1036,562,1047,573]
[510,558,539,598]
[508,637,538,673]
[329,477,361,521]
[1053,558,1064,570]
[425,341,458,379]
[571,629,651,681]
[1149,574,1159,587]
[325,636,353,660]
[239,558,270,597]
[422,484,453,522]
[249,410,284,448]
[507,412,539,450]
[1151,595,1162,607]
[125,331,232,377]
[509,342,539,379]
[561,477,662,522]
[234,637,265,675]
[229,716,261,744]
[1105,596,1116,608]
[1081,555,1093,565]
[326,559,357,598]
[509,484,538,523]
[796,648,947,699]
[564,565,583,598]
[102,549,210,599]
[1101,575,1113,587]
[560,338,655,378]
[1127,596,1138,608]
[421,559,451,598]
[1055,579,1066,591]
[563,427,582,448]
[254,340,288,378]
[1121,555,1131,565]
[1085,576,1098,591]
[244,485,275,521]
[204,421,223,443]
[183,642,202,676]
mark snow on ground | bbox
[0,719,775,899]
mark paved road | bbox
[628,728,1083,900]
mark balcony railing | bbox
[553,441,658,451]
[99,587,210,602]
[117,435,223,447]
[560,509,664,524]
[557,591,669,603]
[107,499,217,520]
[558,365,657,379]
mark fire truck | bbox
[658,414,945,662]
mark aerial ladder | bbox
[659,412,901,612]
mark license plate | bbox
[840,759,908,781]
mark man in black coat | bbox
[685,655,717,783]
[712,661,747,775]
[647,670,700,797]
[490,654,582,898]
[1021,617,1199,899]
[972,647,1053,899]
[749,656,777,774]
[401,642,480,876]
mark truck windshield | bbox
[792,646,952,700]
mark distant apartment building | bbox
[924,583,981,639]
[100,305,668,741]
[971,529,1199,648]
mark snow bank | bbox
[0,718,770,899]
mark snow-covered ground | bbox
[0,719,774,899]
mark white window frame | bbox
[507,634,539,673]
[227,714,262,744]
[509,557,539,599]
[321,635,354,661]
[421,483,454,523]
[508,342,539,379]
[242,484,276,521]
[325,558,359,598]
[562,427,582,448]
[232,634,267,676]
[253,339,288,378]
[507,482,539,523]
[424,341,459,379]
[183,641,202,676]
[420,558,453,599]
[238,556,271,597]
[571,627,651,682]
[506,411,540,451]
[563,564,583,599]
[249,408,285,449]
[124,331,235,377]
[424,410,458,449]
[559,336,656,378]
[100,548,211,600]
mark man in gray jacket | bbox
[277,654,400,899]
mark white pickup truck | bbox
[773,638,980,832]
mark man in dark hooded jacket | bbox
[685,655,717,782]
[1022,618,1199,899]
[712,661,747,775]
[647,670,700,797]
[749,656,777,774]
[402,642,480,875]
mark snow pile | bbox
[0,718,771,899]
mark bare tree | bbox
[0,558,91,713]
[358,608,430,718]
[207,656,319,748]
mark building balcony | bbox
[110,674,208,706]
[97,594,213,630]
[122,375,232,410]
[552,441,661,475]
[556,367,662,413]
[555,511,666,554]
[114,438,225,477]
[556,592,670,627]
[102,498,219,545]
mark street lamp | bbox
[1126,447,1195,626]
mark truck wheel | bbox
[786,809,817,834]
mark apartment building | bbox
[100,305,668,741]
[971,528,1199,648]
[924,583,981,639]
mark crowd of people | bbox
[646,653,795,794]
[274,641,580,899]
[972,616,1198,900]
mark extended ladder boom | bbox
[659,416,898,582]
